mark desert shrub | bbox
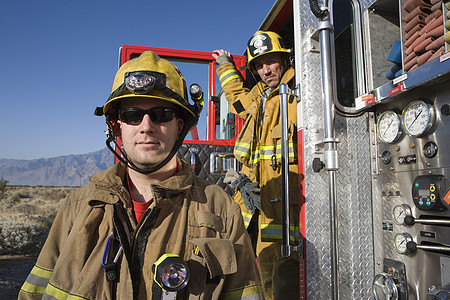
[0,194,20,210]
[0,177,7,199]
[10,193,20,202]
[17,192,31,198]
[0,221,47,255]
[7,191,32,200]
[14,203,37,215]
[41,189,70,201]
[0,186,73,255]
[32,199,45,205]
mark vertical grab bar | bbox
[279,83,302,258]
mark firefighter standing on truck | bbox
[19,51,264,300]
[213,31,300,300]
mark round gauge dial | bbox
[393,232,413,254]
[377,111,402,143]
[392,204,412,225]
[401,100,435,137]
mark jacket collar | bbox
[89,158,193,205]
[150,158,193,202]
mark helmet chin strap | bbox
[105,119,195,175]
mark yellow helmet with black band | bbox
[95,50,204,174]
[246,30,291,74]
[97,51,202,127]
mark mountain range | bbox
[0,148,113,186]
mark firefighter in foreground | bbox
[213,31,300,299]
[19,51,264,300]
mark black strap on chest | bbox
[107,203,134,299]
[131,207,161,300]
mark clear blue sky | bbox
[0,0,275,160]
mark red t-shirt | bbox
[128,165,178,223]
[132,199,152,223]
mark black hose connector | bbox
[309,0,328,19]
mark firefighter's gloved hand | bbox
[223,168,240,184]
[224,169,261,214]
[212,49,232,65]
[239,181,261,214]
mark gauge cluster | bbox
[373,92,450,281]
[375,99,442,171]
[376,99,436,144]
[368,26,450,298]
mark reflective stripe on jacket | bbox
[217,62,299,243]
[19,159,264,300]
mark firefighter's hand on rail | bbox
[212,49,232,65]
[212,49,230,59]
[224,169,261,214]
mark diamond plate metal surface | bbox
[178,143,234,195]
[297,0,376,298]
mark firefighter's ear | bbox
[108,118,121,137]
[177,118,184,137]
[113,122,121,137]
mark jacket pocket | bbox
[270,121,297,164]
[189,210,225,239]
[196,211,224,233]
[190,238,237,278]
[187,238,237,298]
[234,116,260,167]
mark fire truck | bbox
[114,0,450,298]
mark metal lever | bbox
[404,215,450,227]
[189,148,200,175]
[407,241,450,254]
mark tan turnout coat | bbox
[19,159,264,299]
[216,63,300,244]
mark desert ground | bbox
[0,185,77,299]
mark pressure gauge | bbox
[392,204,412,225]
[377,111,402,143]
[401,100,435,137]
[393,233,413,254]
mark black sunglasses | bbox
[118,107,177,124]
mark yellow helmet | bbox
[246,31,291,74]
[95,51,204,174]
[102,51,201,121]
